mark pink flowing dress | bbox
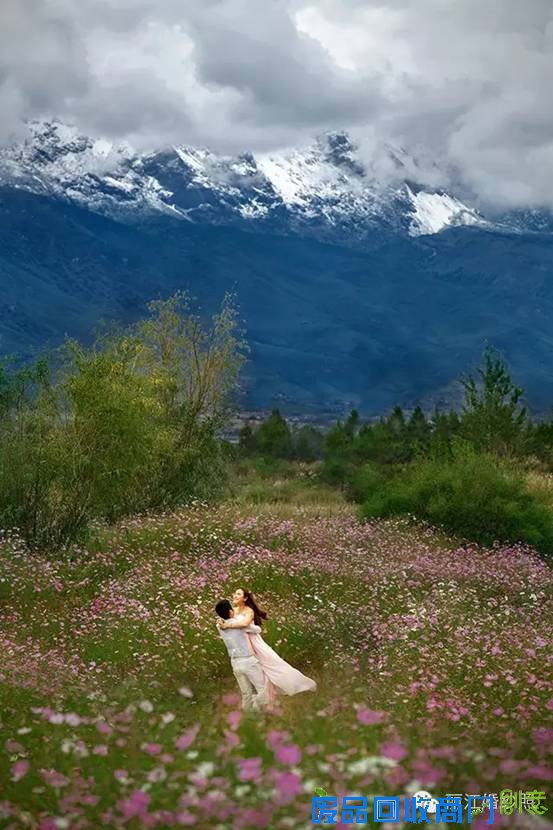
[237,613,316,702]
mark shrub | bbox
[346,461,388,504]
[0,293,247,550]
[359,443,553,558]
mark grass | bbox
[227,458,352,521]
[0,462,551,828]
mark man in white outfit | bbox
[215,599,268,712]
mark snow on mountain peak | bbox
[406,187,486,236]
[0,121,499,240]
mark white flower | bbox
[234,785,250,798]
[139,700,154,713]
[196,762,215,778]
[161,712,175,725]
[347,756,398,776]
[179,686,194,699]
[147,767,167,783]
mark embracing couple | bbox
[215,587,316,712]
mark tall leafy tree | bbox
[407,406,431,456]
[429,408,461,460]
[460,346,528,456]
[255,408,293,459]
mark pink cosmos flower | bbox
[273,770,303,803]
[176,811,197,825]
[11,760,30,781]
[275,744,302,765]
[238,757,262,782]
[526,764,553,781]
[39,769,70,788]
[119,789,150,819]
[267,729,290,750]
[499,759,520,774]
[175,724,200,751]
[224,729,240,749]
[380,741,408,761]
[357,707,385,725]
[227,711,241,731]
[96,721,112,735]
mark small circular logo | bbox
[413,790,438,814]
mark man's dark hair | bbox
[215,599,232,620]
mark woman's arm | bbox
[221,609,254,628]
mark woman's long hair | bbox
[242,588,267,628]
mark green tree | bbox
[429,409,461,460]
[344,408,360,438]
[137,291,248,448]
[135,292,249,504]
[61,335,163,522]
[320,415,357,483]
[526,412,553,465]
[293,424,324,461]
[238,421,257,456]
[0,292,248,549]
[460,346,528,456]
[255,409,293,459]
[407,406,431,456]
[353,407,410,465]
[0,356,88,550]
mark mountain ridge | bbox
[1,122,553,416]
[0,121,496,242]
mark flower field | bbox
[0,491,552,829]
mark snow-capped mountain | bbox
[0,121,489,243]
[2,120,553,417]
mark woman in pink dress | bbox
[218,588,316,703]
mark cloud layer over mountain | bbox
[2,0,553,209]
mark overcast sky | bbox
[2,0,553,209]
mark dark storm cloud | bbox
[1,0,553,208]
[183,1,375,126]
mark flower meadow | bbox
[0,497,552,829]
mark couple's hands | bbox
[215,618,227,629]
